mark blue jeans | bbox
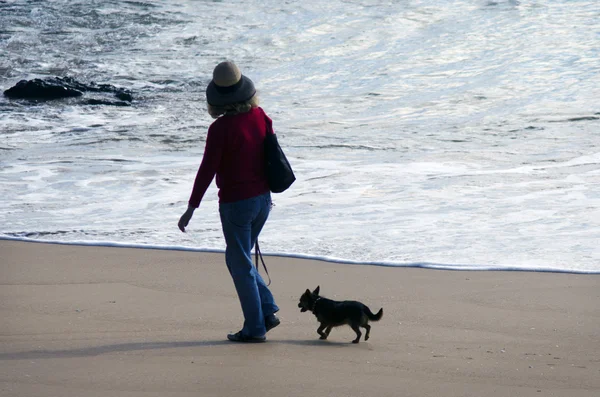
[219,192,279,337]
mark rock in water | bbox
[4,78,83,99]
[3,77,133,105]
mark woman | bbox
[178,61,280,343]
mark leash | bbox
[254,240,271,286]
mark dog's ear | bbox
[305,289,311,295]
[313,285,320,295]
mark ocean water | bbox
[1,0,599,273]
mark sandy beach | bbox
[1,240,598,396]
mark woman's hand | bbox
[178,206,196,232]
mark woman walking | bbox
[178,61,280,343]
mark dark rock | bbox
[3,77,133,105]
[4,78,83,99]
[115,91,133,101]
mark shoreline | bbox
[2,235,598,274]
[1,240,599,396]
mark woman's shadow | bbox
[0,338,351,360]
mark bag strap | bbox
[254,240,271,286]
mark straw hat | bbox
[205,61,256,106]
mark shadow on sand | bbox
[0,338,353,360]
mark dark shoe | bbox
[265,314,280,332]
[227,331,266,343]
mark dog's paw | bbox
[352,339,360,344]
[319,335,328,340]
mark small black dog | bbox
[298,286,383,343]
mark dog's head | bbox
[298,286,320,312]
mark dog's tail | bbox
[364,306,383,321]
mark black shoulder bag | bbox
[264,125,295,193]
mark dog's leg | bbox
[317,323,328,339]
[363,323,371,341]
[350,324,362,343]
[325,326,333,337]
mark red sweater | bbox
[188,107,271,207]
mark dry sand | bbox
[1,240,599,396]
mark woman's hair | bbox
[207,95,260,119]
